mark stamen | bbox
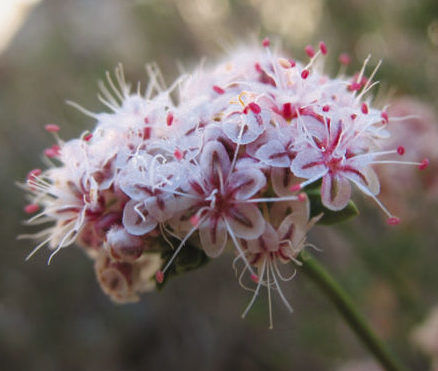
[270,261,293,313]
[161,220,202,274]
[248,102,261,114]
[262,37,270,48]
[319,41,328,55]
[27,169,42,182]
[339,53,351,65]
[267,263,273,329]
[387,217,400,226]
[24,204,39,214]
[225,219,257,277]
[174,149,184,160]
[419,158,430,170]
[241,259,266,319]
[301,69,309,79]
[83,133,93,142]
[45,124,60,133]
[166,112,174,126]
[305,45,315,58]
[213,85,225,94]
[155,270,164,283]
[397,146,405,155]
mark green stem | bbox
[297,251,407,371]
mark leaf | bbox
[156,239,209,290]
[308,191,359,225]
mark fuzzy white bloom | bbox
[21,40,428,323]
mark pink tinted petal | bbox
[199,215,228,258]
[144,194,177,222]
[341,165,380,195]
[227,168,266,200]
[321,173,352,211]
[254,140,290,167]
[119,180,151,200]
[122,200,157,236]
[246,222,279,254]
[291,148,326,179]
[277,213,307,255]
[223,110,267,144]
[226,203,265,239]
[271,198,310,229]
[200,141,231,184]
[271,167,301,197]
[327,118,344,151]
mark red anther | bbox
[144,117,149,124]
[250,274,259,283]
[44,145,60,158]
[289,59,296,68]
[254,62,262,73]
[381,111,389,123]
[248,102,261,114]
[397,146,405,155]
[301,69,309,79]
[174,149,183,160]
[282,102,293,120]
[27,168,42,181]
[262,37,270,47]
[419,158,430,170]
[213,85,225,94]
[361,103,369,114]
[339,53,351,65]
[24,204,39,214]
[45,124,60,132]
[305,45,315,58]
[387,217,400,226]
[84,133,93,142]
[166,112,174,126]
[351,113,357,120]
[155,270,164,284]
[290,184,302,192]
[243,106,249,114]
[322,105,330,112]
[298,193,307,202]
[319,41,328,55]
[348,82,361,91]
[143,127,151,140]
[190,214,200,227]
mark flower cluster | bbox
[21,40,427,324]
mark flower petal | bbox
[227,168,266,200]
[122,199,157,236]
[200,141,231,187]
[321,173,352,211]
[246,222,279,254]
[271,167,301,197]
[222,110,268,145]
[226,203,265,239]
[291,148,326,179]
[254,140,290,167]
[199,215,227,258]
[144,193,177,222]
[342,165,380,196]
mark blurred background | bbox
[1,0,438,370]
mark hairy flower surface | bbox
[21,40,428,321]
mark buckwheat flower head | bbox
[20,39,428,322]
